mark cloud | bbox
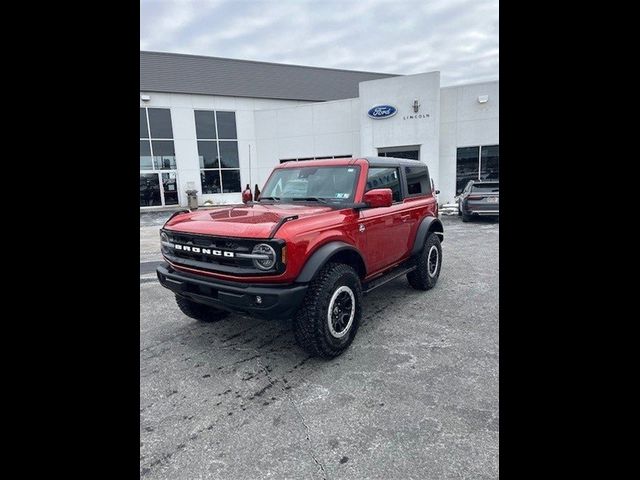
[140,0,498,86]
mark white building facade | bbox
[140,53,498,209]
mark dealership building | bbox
[140,51,498,209]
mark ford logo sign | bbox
[368,105,397,119]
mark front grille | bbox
[161,229,284,276]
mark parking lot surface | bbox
[140,215,499,479]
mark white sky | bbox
[140,0,498,86]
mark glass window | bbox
[140,140,152,170]
[194,110,216,139]
[221,170,241,193]
[140,108,148,138]
[198,141,219,169]
[148,108,173,138]
[219,141,239,168]
[366,167,401,202]
[471,182,499,193]
[216,111,237,139]
[152,141,176,170]
[404,165,431,195]
[201,170,221,194]
[456,147,480,195]
[481,145,499,180]
[162,172,179,205]
[140,174,161,206]
[261,166,360,203]
[378,146,420,160]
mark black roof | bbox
[140,51,398,101]
[364,156,427,168]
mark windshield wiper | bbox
[291,197,330,204]
[259,196,280,202]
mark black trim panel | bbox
[411,216,444,255]
[157,264,308,319]
[295,242,365,283]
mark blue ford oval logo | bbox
[368,105,397,119]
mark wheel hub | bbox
[427,245,439,277]
[327,286,355,338]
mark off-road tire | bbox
[407,233,442,290]
[293,263,362,359]
[175,294,230,322]
[462,212,471,222]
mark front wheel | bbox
[293,263,362,358]
[407,233,442,290]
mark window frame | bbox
[402,165,432,198]
[140,107,179,208]
[365,165,403,204]
[455,144,499,195]
[195,109,242,195]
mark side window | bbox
[366,167,401,202]
[404,165,431,196]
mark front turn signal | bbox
[281,246,287,265]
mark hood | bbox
[164,203,333,238]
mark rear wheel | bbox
[175,294,230,322]
[462,212,471,222]
[293,263,362,358]
[407,233,442,290]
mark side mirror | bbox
[363,188,393,208]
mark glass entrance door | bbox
[139,172,178,207]
[140,107,179,208]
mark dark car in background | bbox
[458,180,499,222]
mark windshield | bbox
[260,166,360,204]
[471,183,499,193]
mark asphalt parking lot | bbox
[140,214,499,479]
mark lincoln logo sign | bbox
[367,105,397,119]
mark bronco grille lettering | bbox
[173,244,235,258]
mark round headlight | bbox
[252,243,276,270]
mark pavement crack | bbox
[255,356,328,480]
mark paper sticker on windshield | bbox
[347,168,355,173]
[336,193,350,199]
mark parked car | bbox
[458,180,499,222]
[157,157,444,358]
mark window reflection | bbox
[140,174,161,206]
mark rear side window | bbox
[366,167,401,202]
[471,182,499,193]
[404,165,431,196]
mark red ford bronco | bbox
[157,157,443,358]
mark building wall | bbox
[359,72,441,186]
[438,81,499,203]
[253,98,361,186]
[140,92,310,206]
[140,76,498,209]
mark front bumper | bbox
[156,264,308,319]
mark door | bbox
[139,172,179,207]
[140,107,180,208]
[358,166,413,274]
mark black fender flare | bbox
[295,241,365,283]
[411,216,444,256]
